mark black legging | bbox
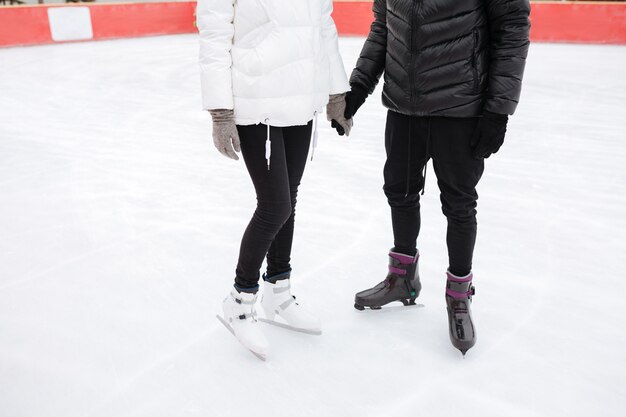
[383,110,484,277]
[234,121,312,291]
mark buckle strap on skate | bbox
[389,265,407,276]
[388,258,409,276]
[388,252,418,276]
[389,264,418,281]
[272,283,291,294]
[446,287,475,299]
[233,295,256,305]
[279,296,295,310]
[445,271,474,299]
[446,282,475,300]
[237,312,259,321]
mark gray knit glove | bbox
[326,93,353,137]
[209,109,241,160]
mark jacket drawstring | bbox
[265,118,271,170]
[310,111,319,161]
[405,116,433,197]
[405,117,413,197]
[265,112,317,169]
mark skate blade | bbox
[215,315,267,361]
[258,317,322,336]
[354,302,425,312]
[457,346,472,358]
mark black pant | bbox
[234,122,312,290]
[383,110,484,277]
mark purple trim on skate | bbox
[389,251,419,265]
[446,271,473,282]
[389,266,407,275]
[446,288,473,299]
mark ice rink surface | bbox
[1,35,625,417]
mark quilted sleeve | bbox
[349,0,387,94]
[197,0,235,110]
[483,0,531,115]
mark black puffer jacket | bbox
[350,0,531,116]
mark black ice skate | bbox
[354,250,421,310]
[445,271,476,356]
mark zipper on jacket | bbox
[409,1,426,108]
[408,1,420,107]
[471,28,479,93]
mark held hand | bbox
[327,93,353,137]
[210,109,241,160]
[343,85,368,120]
[470,111,509,159]
[331,119,346,136]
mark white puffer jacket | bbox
[197,0,350,127]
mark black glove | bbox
[470,111,509,159]
[343,85,368,120]
[331,119,345,136]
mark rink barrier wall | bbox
[0,2,196,47]
[1,1,626,47]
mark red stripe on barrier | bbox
[0,7,51,47]
[332,1,374,36]
[530,3,626,44]
[89,3,196,40]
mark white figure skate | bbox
[217,289,269,361]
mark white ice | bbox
[1,35,625,417]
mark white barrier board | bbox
[47,7,93,42]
